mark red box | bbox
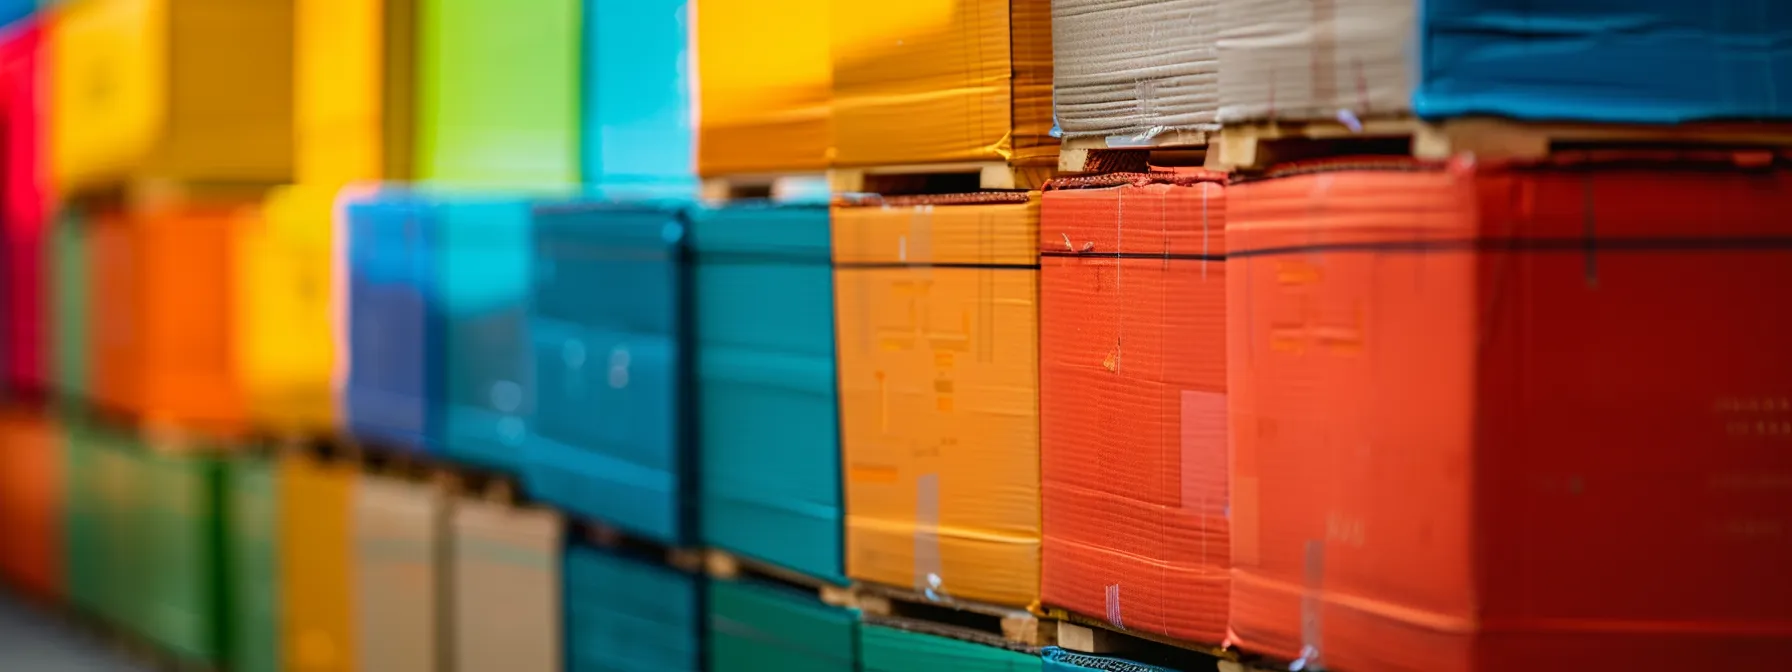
[1040,170,1231,643]
[1227,153,1792,671]
[0,22,45,393]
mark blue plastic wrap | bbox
[1417,1,1792,122]
[524,202,692,544]
[581,0,697,197]
[1039,648,1179,672]
[438,197,534,473]
[343,189,438,453]
[564,545,702,672]
[690,204,843,582]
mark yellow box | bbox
[279,452,356,672]
[235,186,335,434]
[50,0,294,194]
[696,0,831,175]
[295,0,413,184]
[829,0,1055,167]
[831,195,1042,608]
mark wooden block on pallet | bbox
[829,161,1055,194]
[851,582,1057,650]
[1058,128,1214,173]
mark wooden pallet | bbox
[1038,605,1235,661]
[703,549,855,608]
[848,581,1055,652]
[1214,115,1792,171]
[572,519,705,574]
[829,161,1056,195]
[1058,128,1215,173]
[700,172,830,203]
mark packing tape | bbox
[1292,539,1325,671]
[914,472,945,601]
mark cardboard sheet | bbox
[1052,0,1219,139]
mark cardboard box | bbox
[450,498,562,672]
[353,473,446,672]
[238,186,337,434]
[860,623,1042,671]
[1038,172,1228,643]
[49,0,293,193]
[582,0,696,195]
[832,194,1041,608]
[438,197,534,473]
[341,189,435,452]
[692,204,843,582]
[696,0,831,175]
[708,579,857,670]
[279,451,357,672]
[225,457,281,672]
[831,0,1056,167]
[1227,154,1792,670]
[1,22,44,393]
[1051,0,1217,139]
[295,0,415,184]
[136,446,227,665]
[563,545,701,670]
[0,406,62,599]
[48,210,91,403]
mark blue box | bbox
[564,545,701,671]
[689,204,843,582]
[438,197,535,473]
[523,202,692,544]
[343,189,439,453]
[1417,1,1792,123]
[581,0,696,197]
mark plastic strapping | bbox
[1292,540,1325,671]
[1105,583,1125,630]
[914,473,945,601]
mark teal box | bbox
[860,624,1041,672]
[581,0,696,197]
[690,204,841,582]
[708,579,856,672]
[438,196,534,473]
[564,545,701,671]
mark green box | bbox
[859,624,1042,672]
[225,455,280,672]
[136,447,225,666]
[708,580,856,672]
[45,210,88,405]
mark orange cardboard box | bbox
[0,406,62,600]
[280,451,357,672]
[830,0,1055,167]
[833,193,1041,608]
[696,0,831,175]
[89,203,248,435]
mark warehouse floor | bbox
[0,591,146,671]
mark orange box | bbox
[0,406,63,600]
[89,203,249,435]
[1227,154,1792,671]
[832,193,1041,608]
[1038,172,1229,643]
[279,451,357,672]
[696,0,831,175]
[830,0,1055,167]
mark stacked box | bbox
[0,405,61,598]
[832,194,1041,608]
[859,623,1041,671]
[438,196,534,473]
[225,456,281,672]
[524,203,692,544]
[0,20,43,393]
[295,0,416,184]
[692,204,843,581]
[708,579,857,671]
[236,186,338,434]
[48,0,292,193]
[695,0,831,175]
[830,0,1055,167]
[46,211,90,405]
[563,545,702,671]
[1038,173,1229,642]
[353,473,446,672]
[341,189,437,452]
[582,0,695,195]
[1216,0,1792,124]
[450,498,562,672]
[417,0,579,186]
[1227,154,1792,671]
[278,451,357,672]
[136,445,227,666]
[1051,0,1217,139]
[88,203,251,434]
[60,419,106,617]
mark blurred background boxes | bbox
[49,0,293,193]
[437,196,534,473]
[295,0,414,185]
[342,189,435,453]
[1226,155,1792,670]
[524,203,692,545]
[352,472,445,672]
[582,0,695,196]
[278,451,356,672]
[417,0,579,187]
[133,444,226,667]
[1038,173,1230,643]
[691,204,842,582]
[45,210,88,405]
[829,0,1055,168]
[694,0,830,176]
[0,406,62,599]
[1050,0,1216,141]
[237,186,337,435]
[859,622,1042,671]
[563,544,701,671]
[224,455,281,672]
[0,20,45,394]
[450,497,562,672]
[707,579,856,672]
[831,194,1041,608]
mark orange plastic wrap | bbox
[833,194,1042,608]
[1039,171,1229,643]
[0,406,62,599]
[1227,154,1792,671]
[89,204,248,435]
